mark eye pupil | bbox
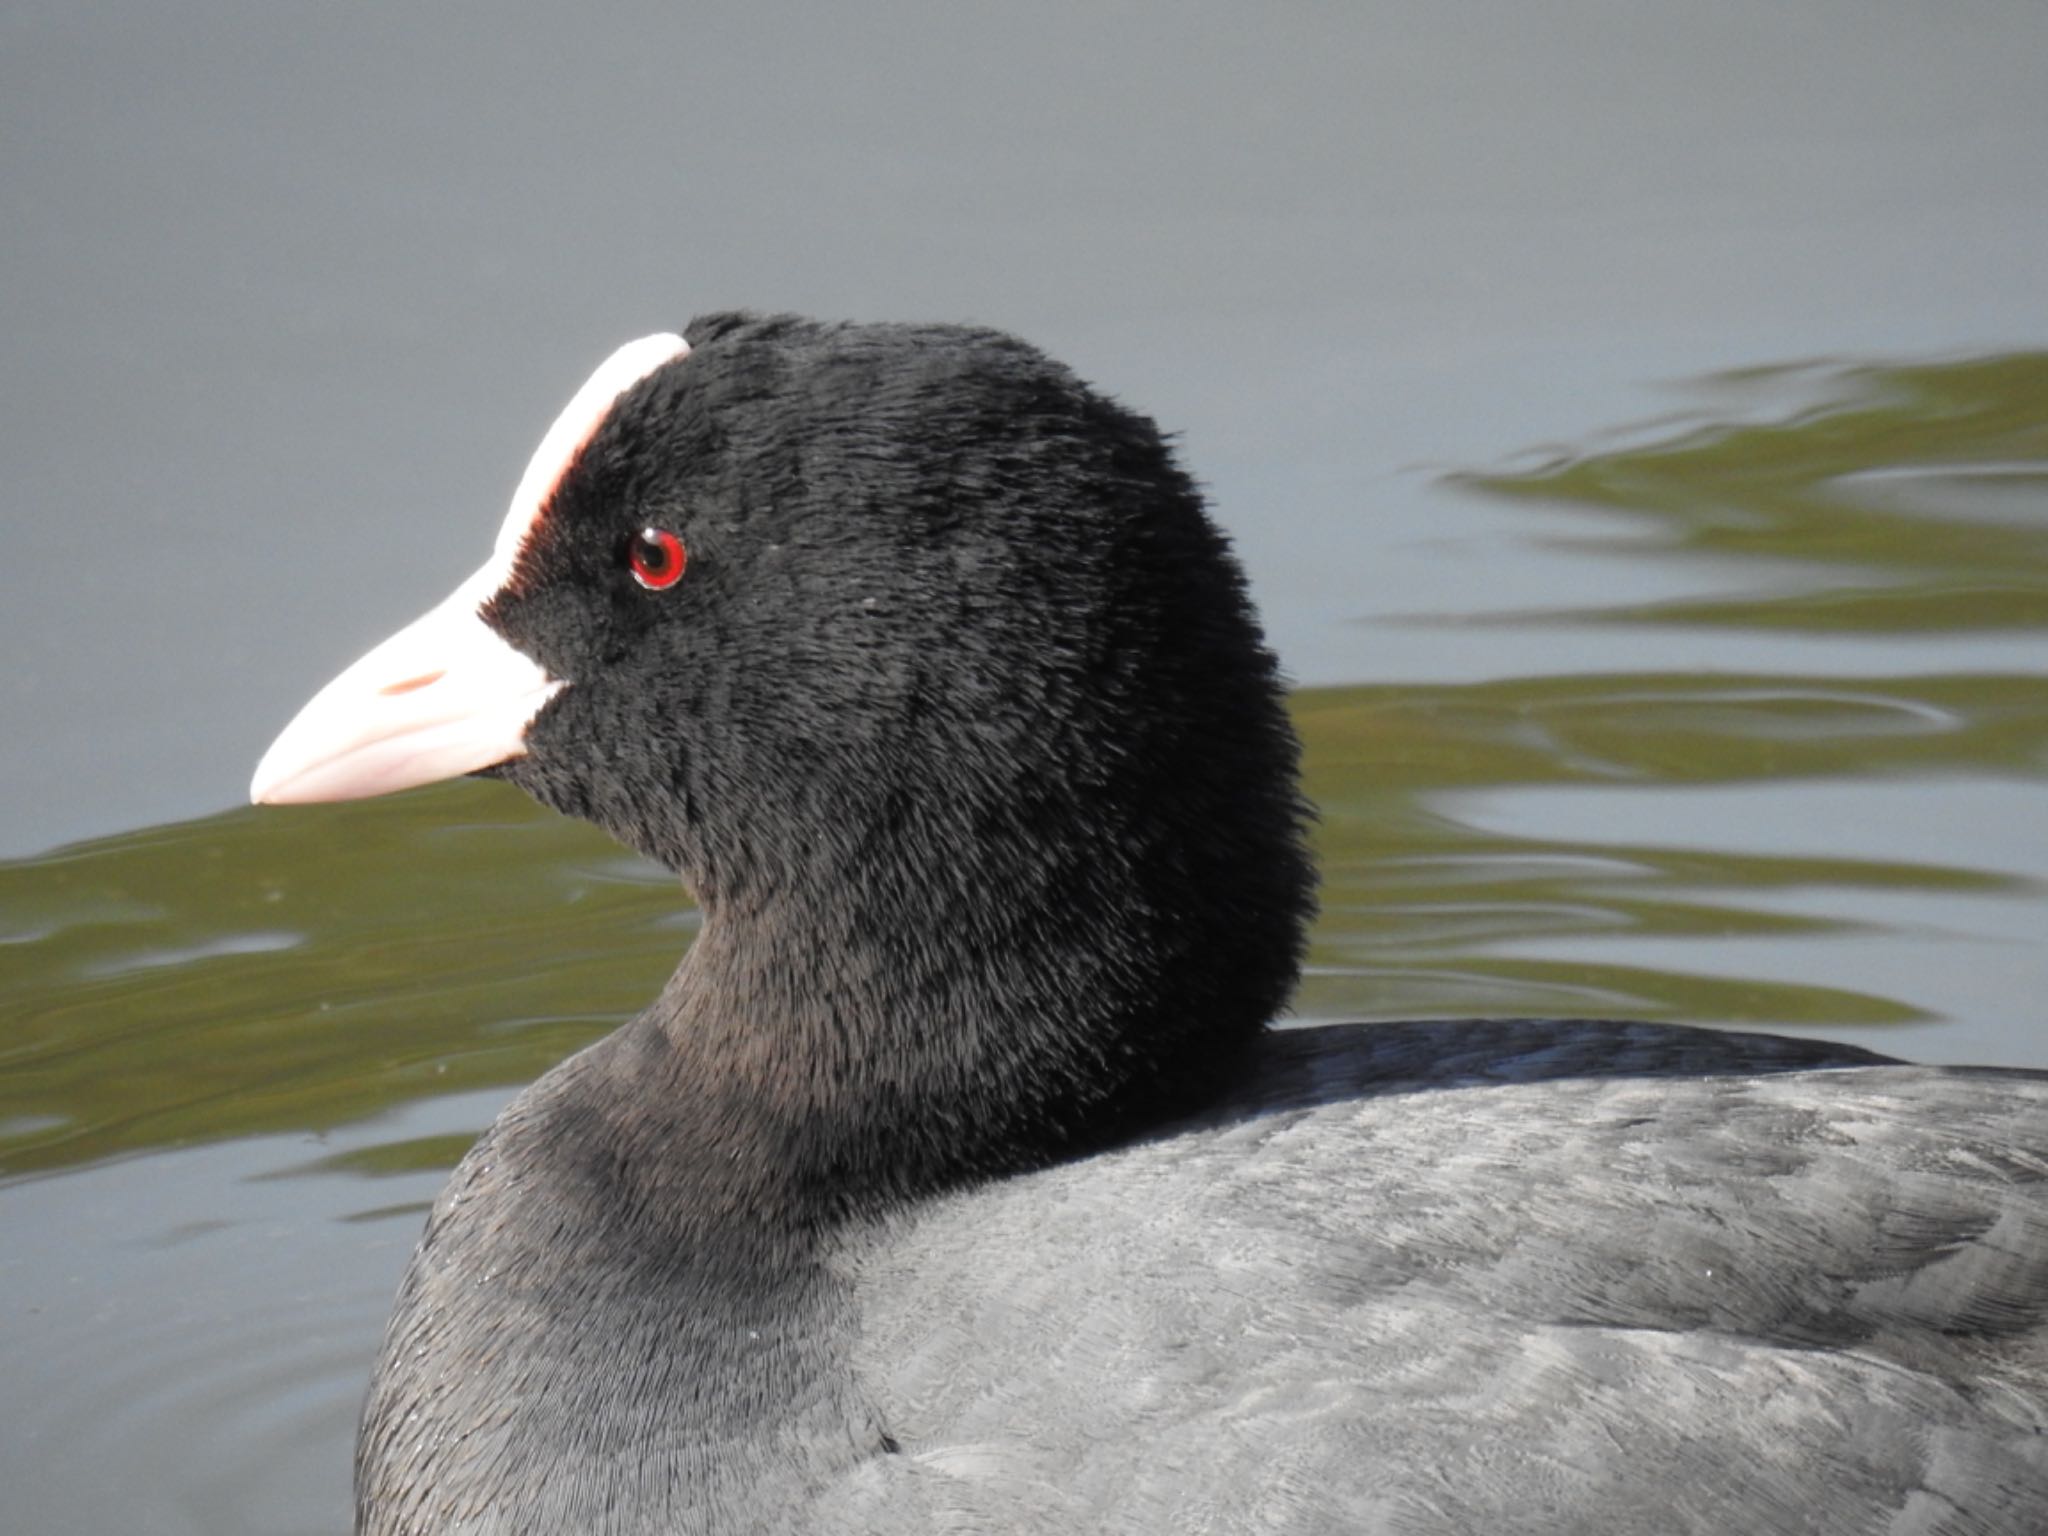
[629,528,687,590]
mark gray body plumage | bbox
[362,1020,2048,1535]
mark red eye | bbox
[628,527,687,590]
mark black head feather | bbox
[483,313,1315,1183]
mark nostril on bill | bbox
[379,670,446,698]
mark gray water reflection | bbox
[1296,354,2048,1070]
[1458,355,2048,635]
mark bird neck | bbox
[645,846,1258,1217]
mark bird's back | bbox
[844,1021,2048,1535]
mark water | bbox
[4,4,2048,1532]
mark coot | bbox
[254,315,2048,1535]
